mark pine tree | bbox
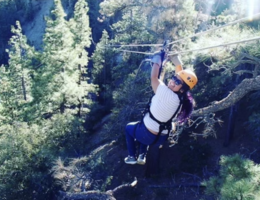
[68,0,97,117]
[36,0,96,117]
[91,30,112,86]
[0,21,36,123]
[90,30,115,120]
[203,154,260,199]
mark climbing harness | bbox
[132,45,182,144]
[141,45,183,145]
[142,94,183,145]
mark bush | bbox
[202,154,260,199]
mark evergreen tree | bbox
[0,21,36,123]
[91,30,113,88]
[203,154,260,199]
[34,0,96,117]
[89,30,115,124]
[68,0,96,117]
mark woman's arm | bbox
[151,63,161,93]
[151,54,183,93]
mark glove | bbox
[171,55,183,66]
[151,51,162,66]
[151,51,167,66]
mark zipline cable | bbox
[168,36,260,56]
[168,12,260,45]
[104,12,260,48]
[114,36,260,56]
[112,49,153,55]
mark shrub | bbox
[202,154,260,199]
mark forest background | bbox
[1,0,260,199]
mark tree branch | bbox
[58,178,137,200]
[58,190,116,200]
[193,75,260,117]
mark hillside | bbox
[67,103,259,200]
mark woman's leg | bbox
[138,134,167,161]
[125,121,140,157]
[139,143,148,155]
[134,122,156,163]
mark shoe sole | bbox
[125,161,137,165]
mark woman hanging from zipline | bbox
[124,51,198,165]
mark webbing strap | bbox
[150,99,182,145]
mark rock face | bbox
[23,0,54,50]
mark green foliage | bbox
[0,21,36,123]
[203,154,260,199]
[0,0,96,199]
[111,7,153,44]
[38,0,96,116]
[91,30,114,86]
[0,112,82,200]
[90,30,116,122]
[69,0,91,49]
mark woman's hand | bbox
[171,55,182,66]
[171,55,183,73]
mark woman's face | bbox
[168,75,183,92]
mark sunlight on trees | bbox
[0,21,36,123]
[0,0,95,199]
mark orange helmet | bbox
[177,69,198,89]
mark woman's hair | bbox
[177,82,195,123]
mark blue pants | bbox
[125,121,168,157]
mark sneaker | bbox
[137,154,146,165]
[124,156,137,165]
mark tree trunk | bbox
[223,105,236,147]
[21,75,27,101]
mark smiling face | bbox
[167,75,184,92]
